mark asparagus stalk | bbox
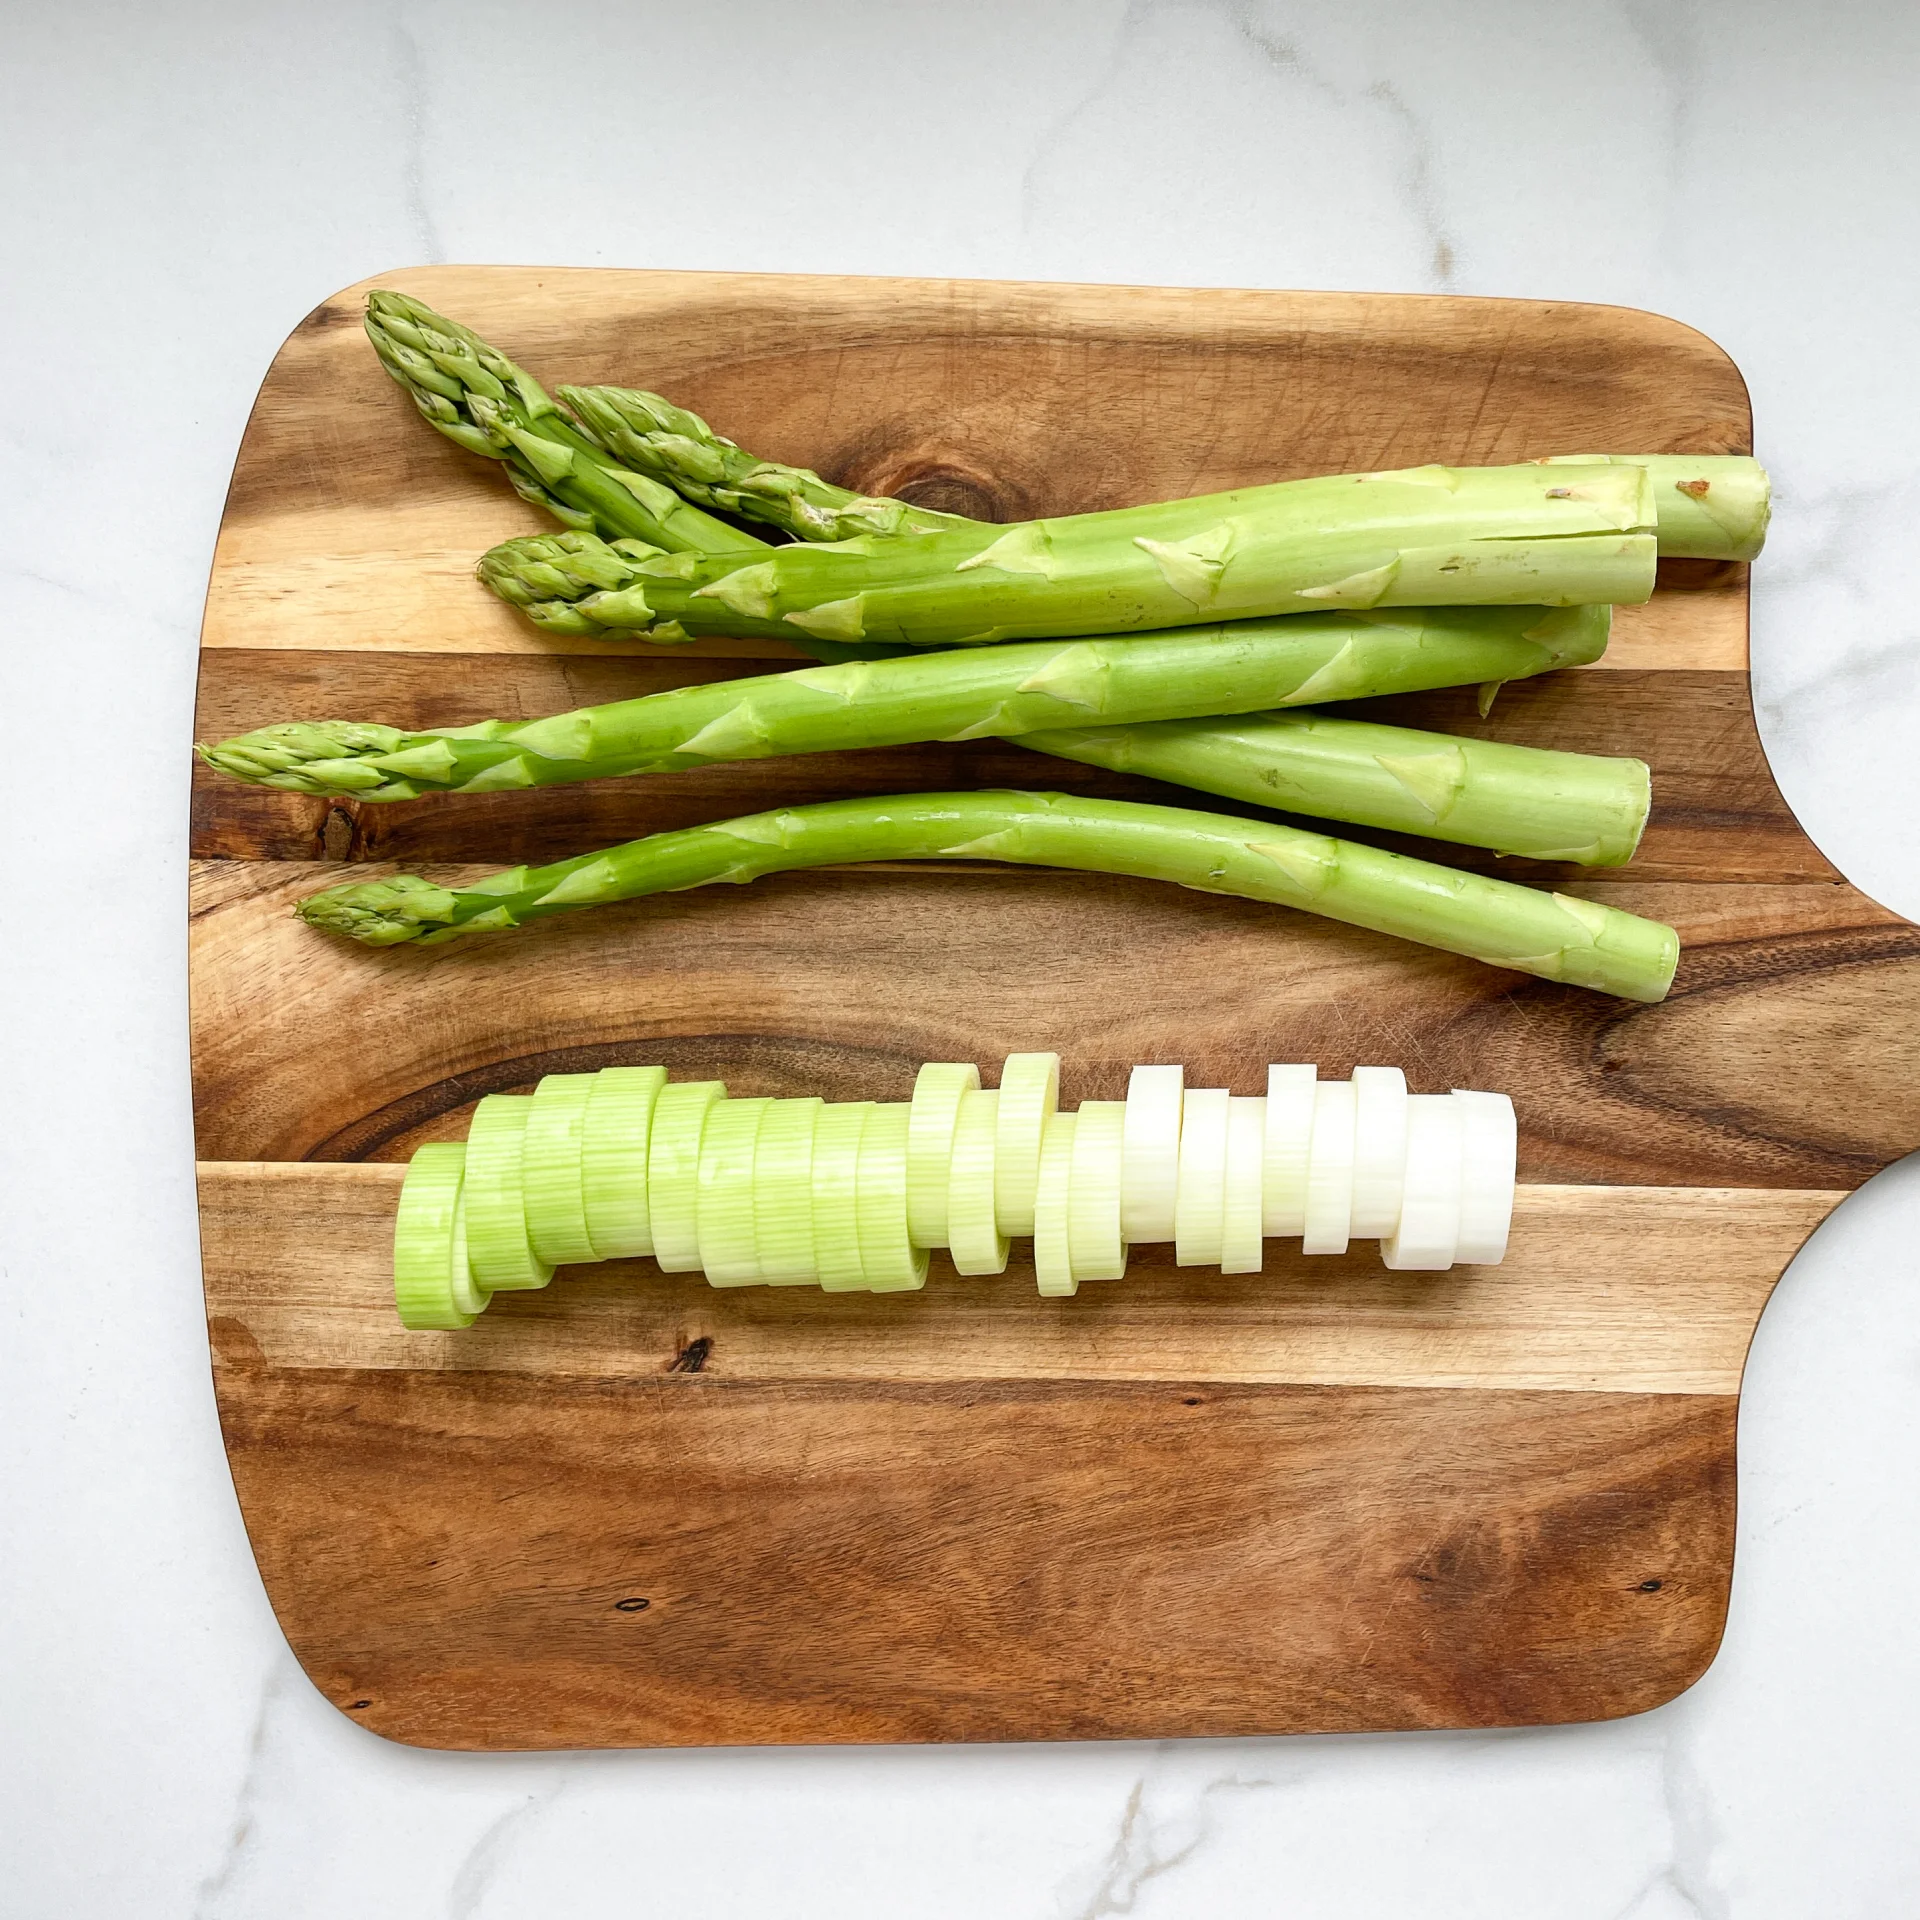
[1539,455,1769,562]
[566,377,1769,564]
[364,290,761,557]
[561,384,970,544]
[199,601,1605,797]
[1024,709,1648,864]
[476,464,1658,651]
[294,790,1679,1001]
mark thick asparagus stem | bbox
[561,384,970,544]
[565,377,1769,564]
[364,291,761,556]
[199,602,1606,798]
[477,464,1658,650]
[1023,710,1648,865]
[1539,455,1769,562]
[294,790,1678,1000]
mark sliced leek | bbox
[994,1052,1060,1238]
[647,1080,726,1272]
[1066,1099,1129,1284]
[1033,1110,1080,1297]
[582,1064,668,1259]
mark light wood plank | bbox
[200,1162,1839,1396]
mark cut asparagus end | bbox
[1542,454,1770,562]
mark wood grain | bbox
[190,267,1920,1750]
[201,1162,1839,1395]
[217,1361,1739,1748]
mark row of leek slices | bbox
[394,1057,1517,1329]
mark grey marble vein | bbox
[390,8,446,265]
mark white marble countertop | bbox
[5,5,1918,1914]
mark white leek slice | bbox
[1221,1095,1267,1274]
[813,1101,874,1291]
[754,1097,822,1284]
[1067,1100,1128,1282]
[646,1081,726,1273]
[697,1095,771,1286]
[1121,1065,1183,1242]
[1262,1065,1316,1236]
[463,1095,555,1292]
[1300,1080,1357,1256]
[1349,1066,1410,1239]
[1382,1094,1464,1270]
[856,1103,930,1292]
[994,1052,1060,1237]
[522,1074,600,1267]
[394,1141,475,1329]
[1173,1087,1230,1267]
[946,1087,1009,1276]
[1452,1090,1517,1265]
[906,1063,980,1248]
[1033,1109,1079,1296]
[581,1065,668,1259]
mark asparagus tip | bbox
[296,873,457,945]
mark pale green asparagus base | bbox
[296,790,1679,1001]
[1023,709,1649,865]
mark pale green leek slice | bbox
[464,1096,555,1292]
[1033,1110,1079,1297]
[582,1064,668,1258]
[647,1081,726,1272]
[394,1141,476,1329]
[994,1052,1060,1238]
[855,1103,930,1292]
[946,1088,1009,1276]
[1066,1100,1128,1283]
[1261,1066,1317,1237]
[813,1102,874,1291]
[1173,1087,1230,1267]
[449,1188,488,1319]
[697,1095,772,1285]
[906,1062,980,1248]
[522,1073,599,1266]
[754,1097,823,1284]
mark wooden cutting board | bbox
[191,268,1920,1751]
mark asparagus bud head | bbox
[295,873,461,945]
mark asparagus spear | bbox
[560,384,969,543]
[566,377,1769,564]
[294,790,1679,1001]
[199,600,1605,795]
[364,290,761,556]
[476,464,1658,651]
[1539,455,1769,562]
[1024,709,1648,864]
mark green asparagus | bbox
[565,376,1769,564]
[294,789,1679,1001]
[1024,709,1647,864]
[365,290,761,557]
[560,383,969,543]
[1540,455,1769,562]
[476,463,1658,650]
[199,599,1605,798]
